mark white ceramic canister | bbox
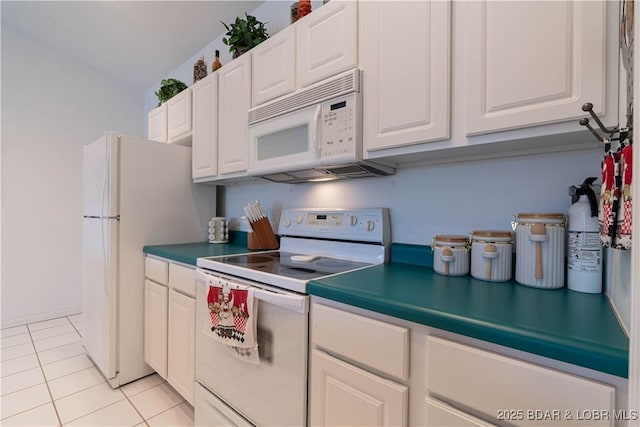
[470,230,513,282]
[515,213,566,289]
[432,235,470,276]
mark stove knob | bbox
[284,218,292,228]
[350,216,358,226]
[366,220,375,231]
[296,214,304,224]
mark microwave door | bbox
[248,104,322,176]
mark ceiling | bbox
[1,1,264,90]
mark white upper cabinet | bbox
[464,1,607,135]
[251,26,296,107]
[360,0,451,153]
[148,104,167,143]
[218,53,251,175]
[167,88,192,144]
[297,1,358,88]
[192,73,218,180]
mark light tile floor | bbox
[1,315,194,426]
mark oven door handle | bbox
[253,288,308,315]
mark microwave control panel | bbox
[320,93,361,161]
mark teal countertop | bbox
[308,245,629,378]
[143,239,251,266]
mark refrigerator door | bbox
[83,132,118,218]
[82,216,118,383]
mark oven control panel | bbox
[278,208,390,244]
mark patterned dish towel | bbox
[205,277,259,364]
[599,141,633,250]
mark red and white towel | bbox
[599,142,633,250]
[205,278,259,364]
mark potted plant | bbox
[155,78,188,106]
[222,13,269,58]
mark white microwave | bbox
[247,69,394,183]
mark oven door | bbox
[195,269,309,427]
[248,103,322,176]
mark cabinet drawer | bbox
[145,257,168,285]
[169,263,196,297]
[426,397,495,427]
[427,336,615,426]
[312,304,409,381]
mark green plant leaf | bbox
[219,14,269,56]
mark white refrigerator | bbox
[82,131,215,387]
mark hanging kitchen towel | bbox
[599,145,617,247]
[615,142,633,249]
[205,278,259,364]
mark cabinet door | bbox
[192,73,218,179]
[310,349,408,427]
[144,279,168,378]
[167,88,192,143]
[252,26,296,106]
[464,1,606,135]
[167,289,196,405]
[297,1,357,88]
[218,54,251,175]
[361,1,450,153]
[148,104,167,143]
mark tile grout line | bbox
[25,320,64,427]
[121,390,151,426]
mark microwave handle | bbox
[312,104,322,156]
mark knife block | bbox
[247,218,279,250]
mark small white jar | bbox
[432,235,470,276]
[470,230,513,282]
[515,213,566,289]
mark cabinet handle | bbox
[312,104,322,156]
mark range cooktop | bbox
[212,251,373,281]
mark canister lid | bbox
[434,235,469,243]
[516,212,565,224]
[471,230,513,239]
[517,213,565,219]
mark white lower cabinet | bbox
[144,256,196,405]
[310,303,409,427]
[144,279,168,378]
[310,298,627,427]
[426,336,616,427]
[167,288,195,405]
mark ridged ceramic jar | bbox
[515,213,566,289]
[470,231,513,282]
[432,235,470,276]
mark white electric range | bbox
[194,208,390,426]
